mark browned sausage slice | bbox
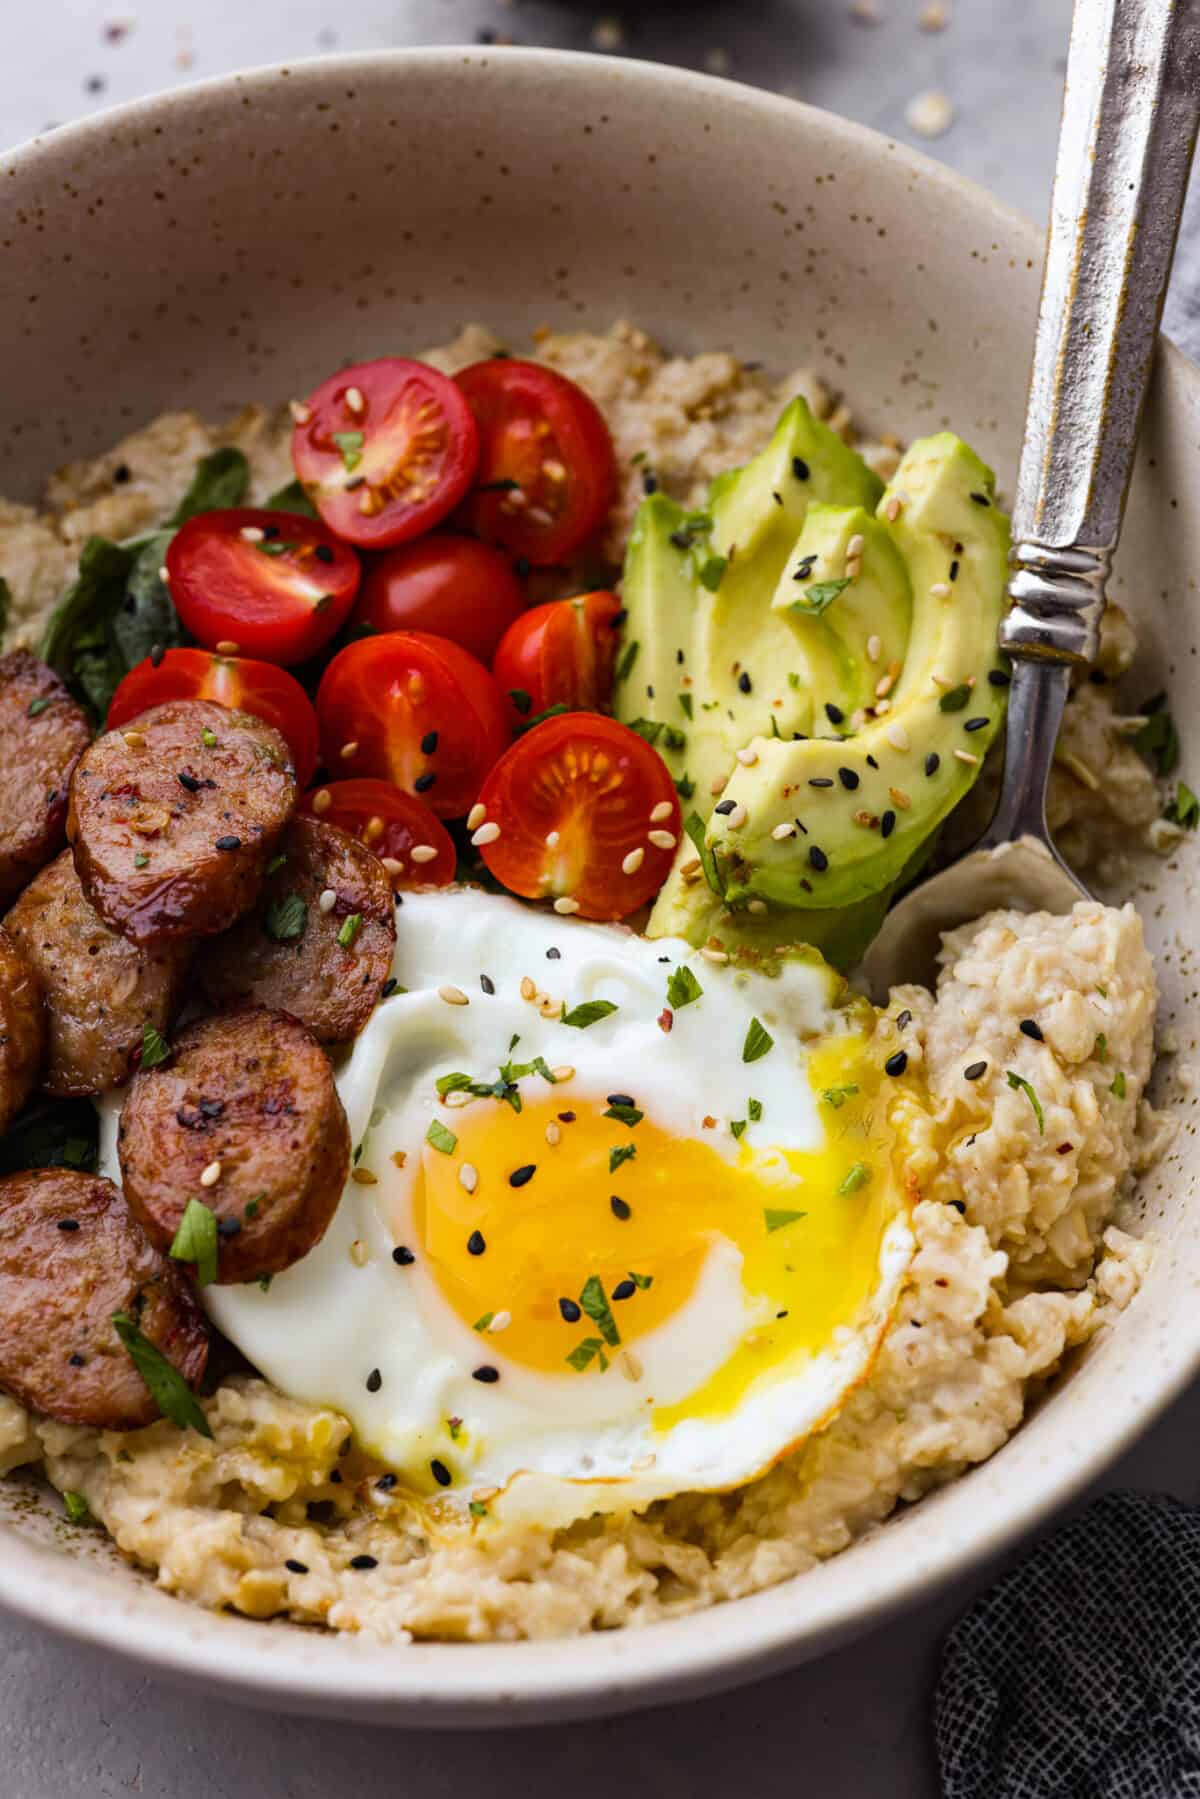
[67,698,296,945]
[0,926,45,1132]
[118,1007,350,1283]
[0,1169,209,1430]
[201,816,396,1043]
[6,850,190,1097]
[0,651,92,909]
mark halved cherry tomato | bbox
[291,358,479,549]
[493,590,622,726]
[164,508,361,667]
[474,714,681,920]
[107,648,320,789]
[454,360,616,566]
[300,779,456,889]
[355,533,525,664]
[315,632,511,819]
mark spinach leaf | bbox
[39,535,140,720]
[265,478,319,520]
[112,530,186,673]
[0,1097,99,1176]
[165,446,249,526]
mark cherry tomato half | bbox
[107,648,320,789]
[315,631,511,819]
[355,533,525,665]
[493,590,622,726]
[454,359,616,566]
[474,714,681,920]
[291,358,479,549]
[300,779,456,889]
[164,508,361,667]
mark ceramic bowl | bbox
[0,48,1196,1727]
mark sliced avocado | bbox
[706,434,1009,912]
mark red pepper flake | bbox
[657,1007,674,1033]
[702,1114,716,1129]
[1056,1142,1074,1155]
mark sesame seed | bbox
[650,800,674,822]
[215,639,240,656]
[285,1557,309,1574]
[885,1051,909,1079]
[311,789,332,815]
[622,847,645,875]
[771,821,796,842]
[215,834,242,852]
[362,815,385,846]
[553,896,581,915]
[509,1164,536,1188]
[825,702,845,726]
[647,829,677,850]
[480,974,495,994]
[340,740,359,760]
[988,668,1012,688]
[726,804,748,830]
[350,1554,379,1570]
[884,495,903,521]
[559,1298,582,1323]
[930,582,951,598]
[748,898,768,915]
[930,672,953,689]
[366,1368,382,1393]
[954,749,980,766]
[444,1089,472,1109]
[964,716,990,733]
[545,829,560,848]
[889,787,911,810]
[430,1460,452,1488]
[885,723,910,751]
[736,746,758,767]
[847,533,865,559]
[738,672,752,694]
[619,1349,644,1381]
[472,1366,500,1384]
[881,810,897,838]
[809,845,829,872]
[239,525,265,543]
[381,857,404,879]
[963,1061,987,1081]
[318,888,337,914]
[345,385,365,414]
[1019,1018,1044,1041]
[459,1164,479,1194]
[713,799,735,816]
[466,1230,487,1258]
[837,766,860,791]
[410,843,438,865]
[350,1167,378,1186]
[467,803,488,832]
[414,773,436,793]
[199,1161,221,1188]
[438,985,469,1006]
[874,699,892,715]
[700,946,730,964]
[289,400,312,424]
[488,1311,511,1333]
[809,776,834,789]
[520,975,537,1000]
[612,1279,636,1301]
[875,673,895,699]
[392,1246,415,1266]
[866,634,882,663]
[610,1196,632,1220]
[545,1121,562,1146]
[121,729,147,748]
[925,752,940,776]
[552,1064,576,1082]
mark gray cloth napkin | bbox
[935,1491,1200,1797]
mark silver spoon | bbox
[862,0,1200,999]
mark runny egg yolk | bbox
[412,1036,912,1417]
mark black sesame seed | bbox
[949,559,960,582]
[177,771,202,793]
[676,648,685,664]
[285,1557,309,1574]
[642,469,659,494]
[262,523,281,541]
[885,1050,908,1077]
[714,799,736,816]
[217,1217,242,1237]
[314,543,335,564]
[559,1297,582,1323]
[382,978,398,998]
[68,1353,86,1366]
[480,973,495,994]
[964,716,990,732]
[808,845,829,872]
[150,643,165,668]
[897,1009,912,1030]
[215,834,242,851]
[881,810,896,839]
[350,1554,379,1569]
[472,1365,501,1383]
[430,1460,452,1488]
[969,491,991,506]
[1019,1018,1044,1041]
[809,777,834,789]
[988,668,1012,688]
[414,772,437,793]
[610,1195,632,1220]
[925,752,940,776]
[792,456,810,481]
[612,1279,636,1301]
[546,946,561,959]
[392,1246,415,1266]
[376,1473,397,1491]
[56,1218,80,1232]
[866,754,880,771]
[793,555,817,580]
[948,1199,967,1214]
[963,1060,987,1081]
[838,766,860,790]
[366,1368,382,1393]
[558,1111,576,1123]
[467,1229,487,1256]
[738,671,752,694]
[607,1093,636,1107]
[113,462,131,484]
[508,1164,535,1188]
[824,702,845,726]
[420,731,439,754]
[772,490,783,506]
[330,1469,342,1483]
[1088,668,1109,686]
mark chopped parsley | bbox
[425,1119,457,1155]
[469,1500,490,1519]
[667,965,703,1009]
[1095,1033,1108,1063]
[264,891,307,943]
[169,1198,219,1286]
[837,1162,871,1197]
[266,851,287,876]
[566,1337,609,1373]
[628,1271,653,1290]
[578,1275,620,1347]
[679,692,694,720]
[683,812,726,900]
[616,639,640,684]
[609,1142,637,1175]
[743,1017,774,1063]
[332,430,365,472]
[201,727,219,747]
[675,773,696,801]
[764,1208,806,1234]
[1164,781,1200,829]
[561,999,619,1029]
[473,1312,495,1333]
[140,1022,172,1070]
[748,1097,763,1122]
[26,696,52,718]
[698,555,728,593]
[604,1103,644,1128]
[1110,1071,1127,1099]
[821,1084,860,1109]
[111,1313,212,1437]
[1005,1070,1045,1134]
[62,1491,92,1526]
[792,577,850,614]
[1133,695,1180,776]
[337,912,363,949]
[730,1118,747,1140]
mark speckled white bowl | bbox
[0,48,1197,1727]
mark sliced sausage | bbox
[0,926,45,1132]
[118,1007,350,1283]
[0,651,92,908]
[67,698,296,946]
[5,850,190,1097]
[201,816,396,1043]
[0,1169,209,1430]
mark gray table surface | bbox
[4,3,1199,1793]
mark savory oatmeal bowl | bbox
[0,48,1197,1725]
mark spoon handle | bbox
[1003,0,1200,667]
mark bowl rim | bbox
[2,43,1198,1725]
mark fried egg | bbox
[114,889,917,1528]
